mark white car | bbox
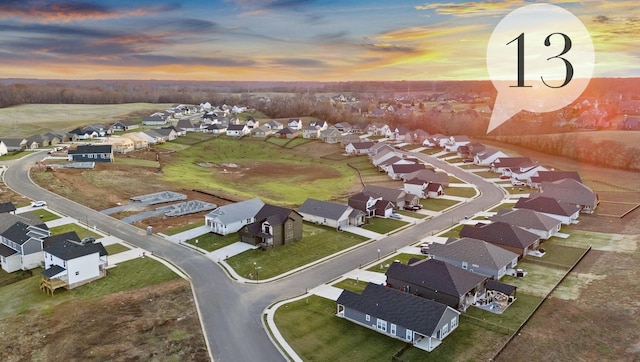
[31,201,47,207]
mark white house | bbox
[298,198,365,228]
[205,198,265,235]
[345,141,375,155]
[226,124,250,137]
[0,221,51,272]
[0,140,7,156]
[511,165,549,182]
[474,149,509,166]
[288,118,303,130]
[41,232,108,290]
[443,135,471,152]
[404,179,428,199]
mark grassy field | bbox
[0,151,30,161]
[163,221,205,236]
[186,232,239,252]
[158,136,356,206]
[0,257,180,319]
[445,187,477,198]
[226,223,367,279]
[0,103,173,137]
[420,198,460,211]
[104,243,130,254]
[29,209,61,222]
[48,223,102,240]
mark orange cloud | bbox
[0,2,177,23]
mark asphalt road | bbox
[3,151,504,362]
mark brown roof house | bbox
[239,204,303,248]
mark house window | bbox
[441,323,449,337]
[451,317,458,330]
[376,319,387,332]
[461,261,468,269]
[390,323,396,336]
[405,329,412,341]
[365,314,370,322]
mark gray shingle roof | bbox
[530,171,582,184]
[460,222,540,249]
[337,283,455,336]
[0,221,49,246]
[298,199,349,220]
[0,202,16,214]
[514,196,581,217]
[68,144,112,155]
[537,178,597,207]
[205,198,265,224]
[362,185,404,202]
[428,237,519,270]
[43,232,107,260]
[491,208,561,231]
[386,259,486,297]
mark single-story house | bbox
[1,138,27,152]
[490,157,534,176]
[427,237,519,280]
[41,231,108,291]
[336,283,460,352]
[302,126,321,139]
[276,127,298,139]
[67,144,114,162]
[403,169,449,187]
[251,125,272,138]
[110,120,140,132]
[345,141,375,155]
[176,118,199,132]
[309,120,328,130]
[227,124,250,137]
[320,128,342,144]
[536,178,598,214]
[514,196,581,224]
[298,198,365,228]
[490,208,562,240]
[388,163,426,180]
[155,127,179,141]
[386,259,487,311]
[264,120,283,130]
[203,124,228,135]
[205,198,266,235]
[371,148,399,166]
[142,114,167,126]
[528,171,582,189]
[121,133,149,150]
[460,221,541,258]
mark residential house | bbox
[528,171,582,189]
[334,122,352,133]
[41,133,61,146]
[406,129,429,145]
[348,193,393,218]
[511,164,549,182]
[203,124,227,135]
[41,232,108,291]
[227,124,250,137]
[389,163,426,180]
[336,283,460,352]
[67,144,114,162]
[140,130,164,144]
[302,126,321,139]
[368,143,395,157]
[106,136,135,154]
[121,133,149,150]
[239,204,303,247]
[426,183,445,198]
[276,127,299,139]
[205,198,266,235]
[371,148,399,166]
[474,149,509,166]
[251,125,272,138]
[345,141,375,155]
[460,221,541,258]
[362,185,417,209]
[288,118,303,130]
[0,221,51,272]
[0,202,16,215]
[367,123,389,136]
[264,120,284,130]
[403,168,449,187]
[490,208,562,240]
[427,237,519,280]
[0,140,7,156]
[320,128,342,144]
[26,134,48,148]
[2,138,27,152]
[110,120,140,132]
[490,157,534,176]
[83,125,110,137]
[297,198,365,228]
[535,178,598,214]
[341,134,362,147]
[514,196,581,224]
[385,259,487,311]
[309,120,328,130]
[142,114,167,126]
[176,118,199,132]
[444,135,471,152]
[405,181,444,199]
[458,142,485,159]
[245,118,259,129]
[351,123,367,134]
[157,127,179,140]
[67,127,96,140]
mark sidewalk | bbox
[340,226,383,240]
[44,216,76,228]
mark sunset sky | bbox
[0,0,638,81]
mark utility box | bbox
[147,226,153,235]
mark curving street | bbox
[3,150,504,361]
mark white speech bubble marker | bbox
[486,4,594,133]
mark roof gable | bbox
[43,231,107,260]
[205,198,265,224]
[460,222,539,249]
[429,237,519,269]
[298,199,349,220]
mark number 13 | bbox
[507,32,574,88]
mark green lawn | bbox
[367,253,427,273]
[445,187,477,198]
[501,261,568,295]
[474,171,501,179]
[502,186,531,195]
[274,295,407,362]
[421,198,460,211]
[332,278,367,294]
[48,224,102,240]
[284,137,315,148]
[0,257,180,319]
[537,242,589,267]
[464,293,543,332]
[488,204,515,213]
[226,223,367,279]
[420,148,442,155]
[396,209,429,219]
[104,243,130,255]
[164,221,205,236]
[438,152,458,159]
[0,151,29,161]
[0,269,33,288]
[159,137,356,206]
[186,232,239,252]
[361,218,408,234]
[438,224,465,238]
[446,157,466,163]
[30,209,61,222]
[448,175,465,184]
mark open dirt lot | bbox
[0,280,209,362]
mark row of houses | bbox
[0,205,107,292]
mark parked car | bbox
[499,175,510,179]
[403,205,421,211]
[81,236,96,244]
[389,213,402,220]
[31,201,47,207]
[511,180,525,186]
[419,244,430,254]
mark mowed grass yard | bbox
[0,103,173,138]
[226,223,367,279]
[48,223,102,240]
[157,136,357,207]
